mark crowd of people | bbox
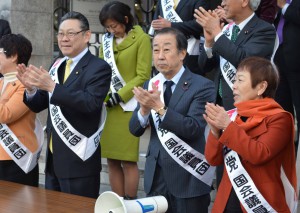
[0,0,299,212]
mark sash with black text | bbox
[148,73,215,186]
[48,57,107,161]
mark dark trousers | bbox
[45,152,100,198]
[274,45,300,149]
[0,160,39,187]
[147,165,211,213]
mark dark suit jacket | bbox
[0,19,11,38]
[153,0,209,38]
[129,68,215,198]
[24,51,111,178]
[198,15,276,110]
[275,0,300,68]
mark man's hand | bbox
[194,7,223,46]
[214,6,233,24]
[16,64,36,92]
[16,64,56,93]
[151,16,171,30]
[133,82,164,116]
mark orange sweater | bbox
[0,80,38,160]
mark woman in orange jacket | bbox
[204,56,297,213]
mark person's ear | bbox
[257,81,268,96]
[124,16,128,24]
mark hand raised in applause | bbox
[132,82,163,116]
[194,7,223,47]
[17,64,56,93]
[203,102,231,138]
[151,16,171,31]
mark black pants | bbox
[274,45,300,150]
[0,160,39,187]
[147,165,211,213]
[45,152,100,198]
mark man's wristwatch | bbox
[156,106,167,116]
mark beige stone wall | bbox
[10,0,53,126]
[10,0,53,70]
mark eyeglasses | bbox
[56,29,87,39]
[0,48,6,54]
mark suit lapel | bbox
[63,51,91,86]
[175,0,185,14]
[235,15,259,46]
[168,68,192,108]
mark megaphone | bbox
[95,191,168,213]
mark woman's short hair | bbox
[99,1,134,33]
[0,34,32,66]
[237,56,279,98]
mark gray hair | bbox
[249,0,261,11]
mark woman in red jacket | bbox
[204,56,297,213]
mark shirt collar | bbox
[236,13,255,31]
[164,65,185,86]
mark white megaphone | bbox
[95,191,168,213]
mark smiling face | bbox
[57,19,91,58]
[232,69,266,104]
[152,33,186,79]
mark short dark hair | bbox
[237,56,279,98]
[154,27,187,52]
[0,34,32,66]
[60,11,90,31]
[99,1,134,33]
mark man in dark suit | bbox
[129,28,215,213]
[16,12,111,198]
[0,19,11,38]
[149,0,209,75]
[195,0,276,110]
[274,0,300,147]
[195,0,276,188]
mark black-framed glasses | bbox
[56,29,87,39]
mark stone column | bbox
[10,0,53,70]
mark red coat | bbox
[205,112,297,212]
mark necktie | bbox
[63,59,73,83]
[164,81,174,107]
[277,0,290,44]
[49,59,73,152]
[174,0,179,9]
[219,25,240,98]
[230,25,240,43]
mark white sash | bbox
[219,23,237,90]
[148,0,199,55]
[149,73,215,186]
[225,109,297,212]
[102,33,137,111]
[48,58,107,161]
[220,23,279,90]
[0,119,44,173]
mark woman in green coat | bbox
[99,1,152,199]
